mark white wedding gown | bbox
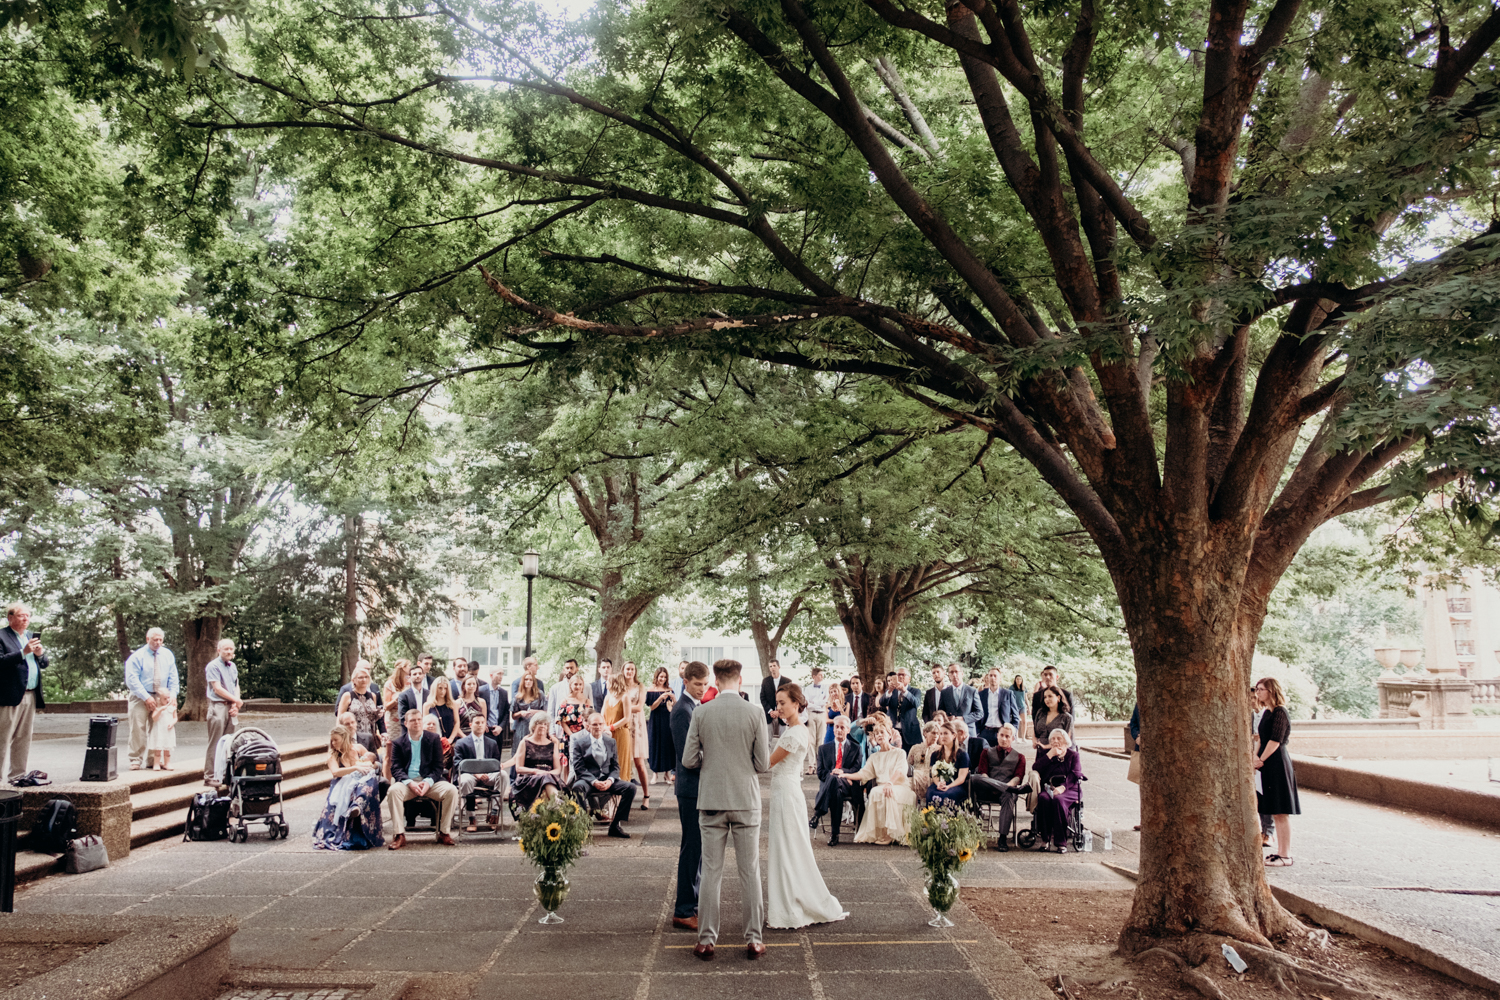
[767,724,848,928]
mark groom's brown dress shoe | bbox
[693,944,715,961]
[745,943,766,960]
[672,916,699,931]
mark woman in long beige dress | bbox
[602,673,634,783]
[846,724,917,844]
[623,661,650,807]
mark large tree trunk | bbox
[744,556,807,678]
[840,604,902,690]
[179,615,221,721]
[110,555,131,664]
[341,514,361,685]
[594,568,657,672]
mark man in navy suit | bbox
[590,659,612,713]
[385,708,459,848]
[0,603,47,783]
[485,666,511,752]
[810,715,865,845]
[977,668,1020,745]
[669,660,710,930]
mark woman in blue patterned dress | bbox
[312,725,384,850]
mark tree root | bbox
[1130,934,1396,1000]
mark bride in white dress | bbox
[767,684,849,929]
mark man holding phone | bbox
[1,603,48,784]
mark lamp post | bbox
[521,550,540,659]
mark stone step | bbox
[127,746,328,822]
[128,769,333,849]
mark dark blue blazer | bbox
[978,687,1020,731]
[0,628,46,709]
[670,692,700,798]
[390,731,445,784]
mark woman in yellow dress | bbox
[845,724,917,844]
[602,672,634,783]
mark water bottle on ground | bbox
[1103,829,1112,851]
[1083,829,1094,852]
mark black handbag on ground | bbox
[30,798,77,854]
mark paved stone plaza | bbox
[11,724,1500,997]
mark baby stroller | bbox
[1016,774,1087,851]
[225,727,289,842]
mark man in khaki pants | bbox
[203,639,243,783]
[0,603,47,783]
[123,628,177,771]
[384,709,459,849]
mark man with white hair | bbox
[203,638,243,783]
[1,602,48,783]
[124,628,178,771]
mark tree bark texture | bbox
[566,469,661,672]
[826,556,969,691]
[341,513,362,685]
[180,615,221,722]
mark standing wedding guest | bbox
[203,638,242,783]
[810,715,864,845]
[486,666,511,753]
[846,724,916,844]
[590,659,612,714]
[397,659,432,719]
[883,668,922,749]
[546,658,578,719]
[869,674,885,704]
[569,713,635,838]
[924,721,971,804]
[382,660,411,736]
[424,678,463,743]
[456,675,488,740]
[513,654,542,699]
[511,673,548,749]
[977,668,1018,746]
[949,663,983,738]
[469,661,489,702]
[1030,666,1076,721]
[670,661,709,931]
[0,603,46,785]
[1032,686,1074,748]
[508,714,564,810]
[448,658,469,700]
[624,661,651,807]
[147,684,176,770]
[1247,697,1273,847]
[846,675,872,723]
[646,666,677,783]
[1008,673,1029,737]
[908,721,941,798]
[672,659,689,698]
[969,724,1026,848]
[805,666,829,746]
[385,709,460,849]
[821,682,846,744]
[766,683,847,927]
[555,673,590,742]
[313,724,383,850]
[759,659,790,738]
[1254,677,1301,867]
[922,665,952,723]
[602,672,635,784]
[124,628,178,771]
[337,662,382,751]
[1034,729,1083,853]
[452,714,505,833]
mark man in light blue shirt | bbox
[124,628,179,771]
[2,602,48,783]
[203,638,242,783]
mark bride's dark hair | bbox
[778,682,808,710]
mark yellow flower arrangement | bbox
[545,822,562,841]
[958,848,973,863]
[519,794,593,874]
[906,801,983,914]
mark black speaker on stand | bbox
[82,715,118,781]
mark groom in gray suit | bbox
[681,659,771,961]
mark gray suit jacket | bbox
[569,731,622,786]
[682,688,769,812]
[954,684,983,733]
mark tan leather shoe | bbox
[437,833,457,846]
[387,834,406,851]
[693,944,714,961]
[746,943,766,960]
[672,916,699,932]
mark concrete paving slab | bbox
[807,941,970,972]
[325,930,498,973]
[231,928,365,969]
[176,871,326,896]
[240,896,392,930]
[379,897,520,932]
[122,894,282,917]
[818,970,990,1000]
[296,872,449,898]
[645,971,817,1000]
[11,892,138,915]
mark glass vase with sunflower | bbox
[906,802,983,927]
[518,794,593,922]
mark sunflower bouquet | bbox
[906,801,983,918]
[519,794,593,872]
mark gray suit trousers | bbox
[698,807,763,947]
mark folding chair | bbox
[457,757,507,833]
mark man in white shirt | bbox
[203,639,243,783]
[805,667,829,746]
[123,628,178,771]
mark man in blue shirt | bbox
[203,639,243,783]
[124,628,179,771]
[385,708,459,849]
[1,602,48,784]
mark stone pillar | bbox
[19,782,132,863]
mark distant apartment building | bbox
[1423,571,1500,678]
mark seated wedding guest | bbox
[1032,686,1074,748]
[908,721,941,798]
[952,717,987,767]
[452,714,506,832]
[508,714,564,810]
[810,715,864,845]
[845,724,916,844]
[336,662,382,750]
[386,709,460,849]
[568,712,635,838]
[313,724,384,850]
[969,724,1026,849]
[555,673,590,741]
[425,680,463,743]
[1034,729,1083,853]
[511,673,548,749]
[924,721,971,804]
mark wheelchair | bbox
[1016,774,1087,851]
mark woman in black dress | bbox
[1253,677,1301,867]
[645,666,677,781]
[508,714,563,810]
